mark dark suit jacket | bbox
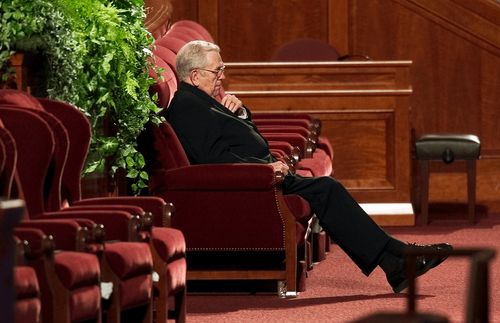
[164,82,275,165]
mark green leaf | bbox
[125,156,134,167]
[126,168,139,178]
[139,171,148,180]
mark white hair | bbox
[176,40,220,81]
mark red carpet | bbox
[185,211,500,322]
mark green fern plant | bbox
[0,0,161,194]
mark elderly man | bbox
[163,40,452,293]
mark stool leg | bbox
[467,160,476,224]
[420,160,430,225]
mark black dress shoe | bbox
[387,243,453,293]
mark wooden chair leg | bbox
[419,160,430,225]
[467,160,476,224]
[174,287,186,323]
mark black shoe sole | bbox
[392,254,449,293]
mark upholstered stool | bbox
[415,134,480,224]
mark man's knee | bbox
[316,176,342,189]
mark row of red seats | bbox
[0,89,187,323]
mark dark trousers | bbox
[283,174,391,275]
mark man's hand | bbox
[270,161,290,176]
[220,94,243,113]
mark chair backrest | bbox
[0,91,70,211]
[37,98,92,205]
[149,54,178,109]
[165,30,197,43]
[0,125,6,179]
[0,89,44,109]
[155,122,190,169]
[138,121,190,194]
[155,35,187,54]
[153,45,178,73]
[0,107,55,217]
[271,38,341,61]
[144,0,172,39]
[168,24,205,41]
[170,20,214,43]
[0,120,16,198]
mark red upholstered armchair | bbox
[139,120,312,296]
[0,89,186,323]
[169,20,215,43]
[0,107,155,323]
[0,199,41,323]
[0,97,188,322]
[0,196,100,323]
[14,227,102,323]
[13,245,42,323]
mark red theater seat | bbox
[15,227,102,323]
[0,90,187,322]
[138,119,312,296]
[0,106,154,323]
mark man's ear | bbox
[189,69,200,87]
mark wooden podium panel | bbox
[223,61,412,204]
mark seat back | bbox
[170,20,214,43]
[149,54,178,109]
[37,98,92,205]
[144,0,172,39]
[153,45,178,74]
[0,107,55,217]
[156,121,190,166]
[0,120,17,198]
[168,24,205,41]
[0,89,44,109]
[155,35,187,53]
[139,121,190,195]
[0,91,71,211]
[0,124,6,180]
[165,29,197,42]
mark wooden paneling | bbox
[332,0,500,211]
[224,61,412,202]
[163,0,500,212]
[177,0,333,61]
[169,0,198,23]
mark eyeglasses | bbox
[197,65,226,78]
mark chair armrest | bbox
[62,204,151,236]
[153,167,295,250]
[154,163,279,191]
[18,219,86,251]
[268,141,301,164]
[37,210,140,242]
[14,227,55,260]
[72,196,166,228]
[260,133,315,158]
[258,125,317,143]
[253,118,311,130]
[252,113,321,133]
